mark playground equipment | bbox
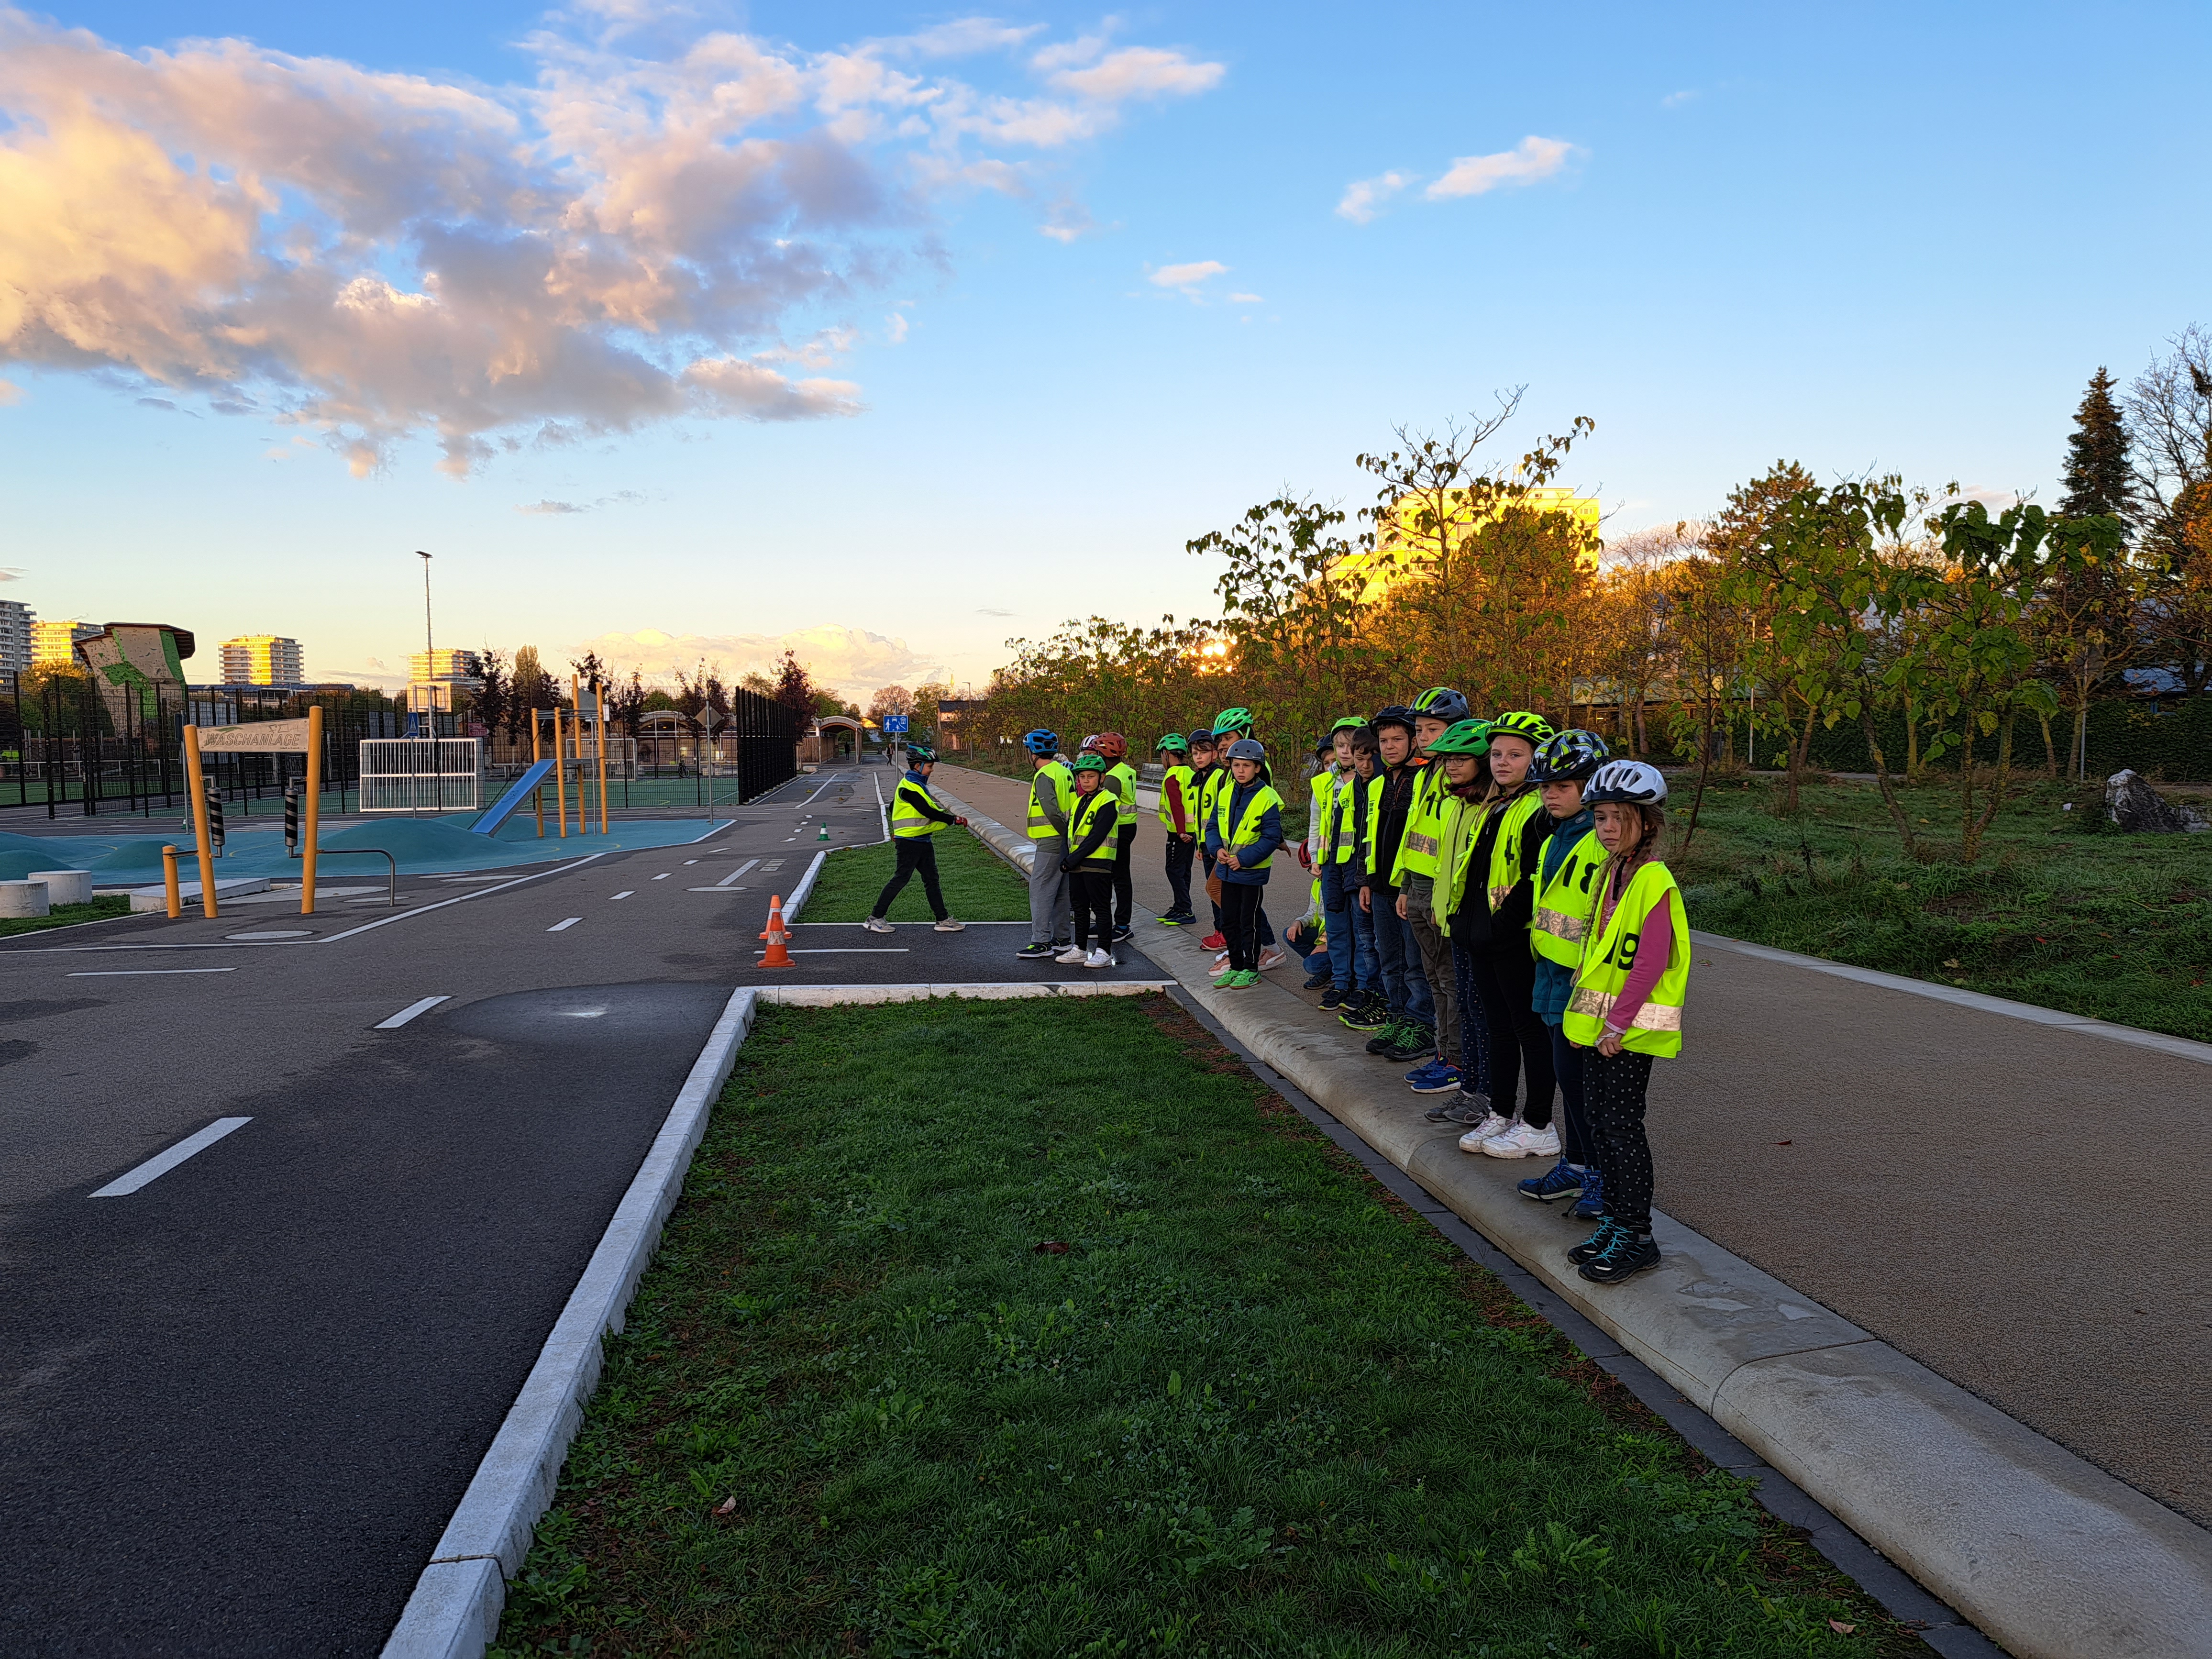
[758,896,795,967]
[471,760,557,836]
[513,677,614,840]
[358,738,481,814]
[183,707,323,918]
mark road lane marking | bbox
[90,1117,252,1197]
[548,917,583,932]
[376,995,450,1029]
[754,947,909,953]
[610,891,635,901]
[716,859,759,887]
[652,873,670,880]
[686,886,750,892]
[68,967,238,976]
[683,860,698,865]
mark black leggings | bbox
[1113,827,1136,928]
[872,836,946,920]
[1070,869,1115,949]
[1163,834,1194,915]
[1583,1047,1657,1231]
[1469,943,1556,1129]
[1220,881,1265,970]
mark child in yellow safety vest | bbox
[1057,754,1121,969]
[1203,737,1284,989]
[1154,732,1200,926]
[1562,759,1690,1287]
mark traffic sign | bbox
[884,714,909,733]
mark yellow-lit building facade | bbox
[30,618,102,667]
[221,634,306,686]
[1329,486,1602,603]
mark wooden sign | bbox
[194,718,313,753]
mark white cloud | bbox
[1661,89,1699,109]
[1425,135,1578,200]
[1039,198,1099,243]
[1336,170,1411,223]
[0,379,22,405]
[1148,260,1228,295]
[1228,291,1263,304]
[517,489,646,515]
[577,623,944,697]
[885,311,909,343]
[0,10,1221,476]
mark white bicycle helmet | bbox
[1582,759,1667,807]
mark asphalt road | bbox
[0,766,1164,1655]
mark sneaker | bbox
[933,916,965,932]
[1365,1020,1407,1056]
[1213,950,1231,970]
[1016,942,1057,960]
[1230,969,1263,988]
[1570,1170,1606,1221]
[1302,971,1332,990]
[1201,931,1226,950]
[1339,995,1390,1031]
[1113,924,1132,942]
[1406,1062,1461,1094]
[1579,1230,1661,1285]
[1055,947,1088,964]
[1257,945,1288,972]
[1442,1097,1490,1126]
[1518,1160,1585,1203]
[1482,1122,1561,1161]
[1212,967,1242,988]
[1567,1219,1623,1265]
[1318,987,1348,1010]
[1463,1109,1512,1141]
[1084,948,1112,968]
[862,915,895,934]
[1160,911,1195,927]
[1382,1025,1436,1063]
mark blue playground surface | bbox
[0,814,734,885]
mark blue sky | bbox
[4,1,2208,696]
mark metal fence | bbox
[358,738,483,813]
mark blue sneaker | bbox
[1405,1062,1461,1094]
[1517,1160,1584,1203]
[1570,1168,1605,1220]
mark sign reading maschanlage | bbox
[194,718,313,753]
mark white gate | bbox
[358,738,482,813]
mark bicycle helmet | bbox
[905,741,938,765]
[1156,733,1189,754]
[1528,729,1610,784]
[1582,759,1668,807]
[1095,731,1128,760]
[1370,704,1416,735]
[1329,715,1367,734]
[1022,729,1060,756]
[1079,733,1099,752]
[1071,752,1109,775]
[1212,706,1255,737]
[1487,709,1557,747]
[1412,686,1472,724]
[1186,728,1217,749]
[1423,718,1492,757]
[1224,737,1267,763]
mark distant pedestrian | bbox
[1015,730,1074,961]
[865,742,969,933]
[1058,754,1121,968]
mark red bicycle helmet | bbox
[1095,731,1128,760]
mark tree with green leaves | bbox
[2060,368,2133,520]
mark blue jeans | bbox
[1320,861,1376,993]
[1371,885,1435,1026]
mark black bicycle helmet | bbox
[1412,686,1472,724]
[1528,729,1609,783]
[1370,704,1416,735]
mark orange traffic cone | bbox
[758,895,796,968]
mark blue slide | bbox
[471,759,558,835]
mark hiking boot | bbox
[1481,1122,1562,1161]
[862,915,895,933]
[1318,986,1348,1009]
[1382,1024,1436,1063]
[1570,1169,1606,1220]
[933,916,966,932]
[1016,942,1056,960]
[1579,1229,1660,1285]
[1518,1160,1585,1203]
[1405,1061,1460,1094]
[1567,1219,1624,1266]
[1200,931,1226,950]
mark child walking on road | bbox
[1204,738,1284,989]
[864,743,969,933]
[1563,760,1690,1286]
[1058,754,1121,968]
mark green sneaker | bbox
[1212,967,1241,988]
[1232,970,1263,988]
[1364,1019,1406,1056]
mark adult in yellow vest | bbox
[1391,686,1473,1085]
[865,743,970,933]
[1095,731,1139,940]
[1203,737,1285,989]
[1154,732,1200,925]
[1016,729,1075,961]
[1561,760,1689,1287]
[1511,729,1612,1220]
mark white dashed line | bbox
[652,873,670,881]
[375,995,450,1029]
[610,891,634,901]
[716,859,758,888]
[68,967,238,977]
[89,1117,252,1197]
[548,918,582,932]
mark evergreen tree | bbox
[2059,367,2133,520]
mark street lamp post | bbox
[414,550,433,739]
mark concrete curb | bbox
[1693,931,2212,1066]
[758,981,1173,1006]
[928,787,1032,877]
[379,986,761,1659]
[783,849,828,920]
[1141,918,2212,1659]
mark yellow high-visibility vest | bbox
[1212,782,1285,870]
[1435,791,1490,921]
[1066,788,1119,863]
[1026,762,1073,840]
[1483,790,1546,912]
[1108,761,1139,823]
[1156,764,1196,831]
[1563,860,1691,1058]
[1530,829,1607,965]
[890,777,946,838]
[1390,760,1448,883]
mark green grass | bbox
[1674,773,2212,1041]
[0,895,131,936]
[801,830,1029,922]
[492,996,1908,1658]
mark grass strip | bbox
[493,995,1908,1657]
[800,830,1028,923]
[1676,775,2212,1042]
[0,895,131,937]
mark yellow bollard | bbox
[162,845,181,918]
[532,708,545,837]
[300,704,323,917]
[596,683,609,836]
[181,725,219,918]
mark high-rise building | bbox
[221,634,306,686]
[0,598,31,674]
[409,648,481,683]
[31,618,102,668]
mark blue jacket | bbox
[1204,778,1283,886]
[1531,807,1594,1026]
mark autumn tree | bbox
[2127,328,2212,694]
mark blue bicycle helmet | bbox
[1022,729,1060,757]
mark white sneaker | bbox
[1482,1122,1561,1160]
[862,916,895,934]
[1464,1111,1514,1144]
[933,917,966,931]
[1055,947,1087,964]
[1257,945,1287,971]
[1084,947,1112,968]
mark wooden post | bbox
[569,674,585,833]
[300,704,323,916]
[554,701,568,838]
[532,708,545,837]
[181,725,219,918]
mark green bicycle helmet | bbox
[1211,706,1255,736]
[1528,729,1609,783]
[1412,686,1471,724]
[1423,718,1492,758]
[1488,709,1557,747]
[1156,732,1190,754]
[1329,715,1366,733]
[1071,752,1109,774]
[905,742,938,765]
